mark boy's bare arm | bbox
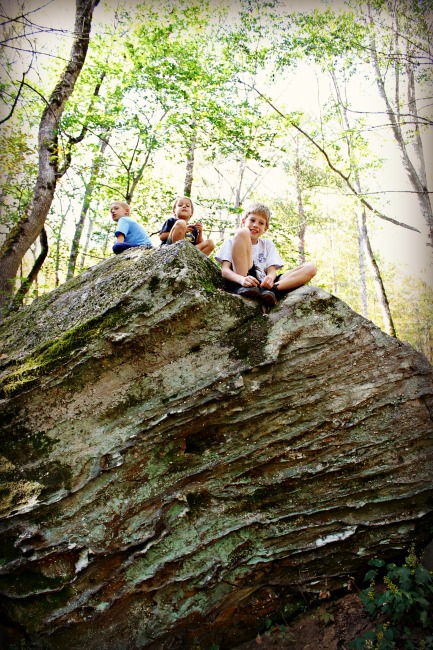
[159,231,169,242]
[221,260,259,287]
[116,233,125,243]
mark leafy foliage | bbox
[349,546,433,649]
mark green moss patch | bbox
[0,306,127,398]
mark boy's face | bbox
[173,197,193,221]
[110,202,129,222]
[242,212,268,243]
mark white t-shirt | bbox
[215,237,284,281]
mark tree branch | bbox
[250,84,420,233]
[9,227,49,312]
[0,73,26,125]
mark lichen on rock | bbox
[0,242,432,649]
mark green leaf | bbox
[364,569,378,581]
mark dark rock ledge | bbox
[0,242,432,649]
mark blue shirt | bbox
[115,217,152,247]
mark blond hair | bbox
[244,202,271,226]
[110,200,130,211]
[172,196,194,215]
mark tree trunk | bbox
[0,0,99,313]
[294,138,306,264]
[125,148,152,204]
[329,233,338,295]
[233,158,247,228]
[10,227,49,309]
[184,130,197,197]
[356,208,368,319]
[367,4,433,248]
[54,200,73,287]
[66,134,109,280]
[330,69,395,332]
[79,215,95,271]
[360,208,396,336]
[329,69,367,316]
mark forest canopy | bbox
[0,0,432,359]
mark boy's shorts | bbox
[223,264,287,300]
[166,236,196,246]
[113,243,153,255]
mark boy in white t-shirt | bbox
[215,202,317,307]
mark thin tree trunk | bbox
[0,0,99,313]
[67,134,109,280]
[367,4,433,248]
[362,210,396,336]
[330,69,368,315]
[356,208,368,319]
[354,182,396,335]
[126,148,152,204]
[10,228,49,309]
[330,69,394,331]
[79,215,95,271]
[233,159,247,228]
[406,53,428,190]
[329,234,338,295]
[184,130,197,197]
[295,138,306,264]
[54,202,72,287]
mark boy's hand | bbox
[260,275,275,289]
[193,222,203,233]
[241,275,259,287]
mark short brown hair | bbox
[110,200,130,211]
[244,202,271,226]
[172,196,194,215]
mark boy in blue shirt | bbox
[215,202,317,307]
[111,201,153,254]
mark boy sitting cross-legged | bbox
[215,202,317,307]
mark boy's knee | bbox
[233,227,250,243]
[304,261,317,279]
[173,220,187,234]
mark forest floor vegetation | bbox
[233,546,433,650]
[232,587,432,650]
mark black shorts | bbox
[223,264,286,300]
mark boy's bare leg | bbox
[276,262,317,291]
[231,228,253,277]
[196,240,214,256]
[169,220,188,242]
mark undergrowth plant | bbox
[350,544,433,649]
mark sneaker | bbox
[234,286,261,299]
[259,288,278,307]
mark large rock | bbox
[0,242,432,649]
